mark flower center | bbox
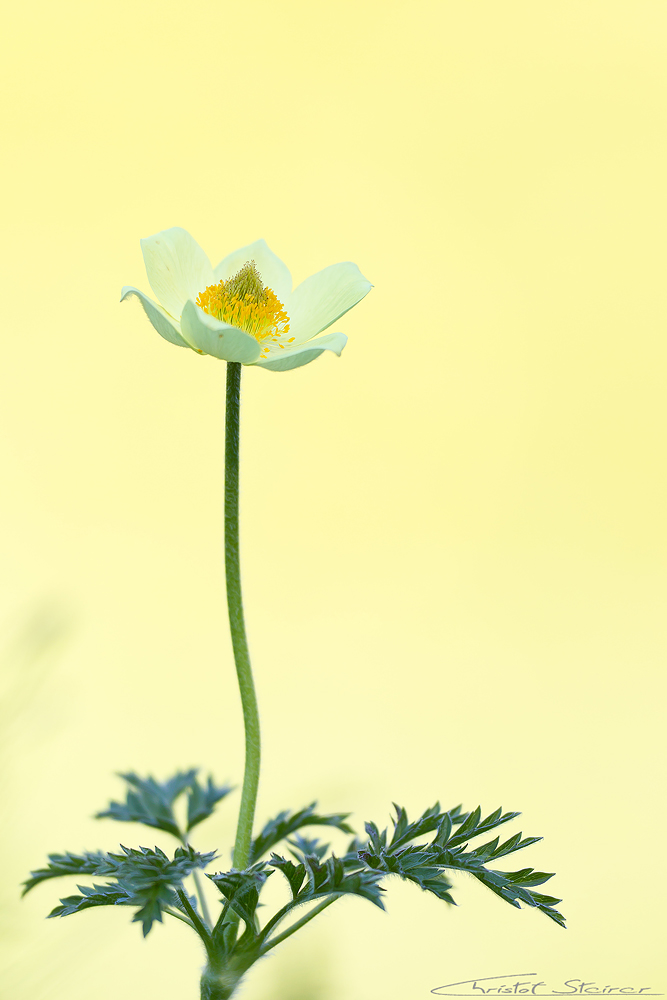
[196,261,294,357]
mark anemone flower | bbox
[121,228,371,372]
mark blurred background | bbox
[1,1,665,997]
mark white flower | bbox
[121,228,372,372]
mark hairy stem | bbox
[225,362,261,870]
[177,889,215,959]
[163,906,196,930]
[191,868,212,928]
[260,896,340,953]
[200,961,246,1000]
[181,834,213,929]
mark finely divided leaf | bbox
[487,833,543,860]
[96,770,198,838]
[366,802,515,856]
[95,843,216,884]
[96,844,216,936]
[445,806,520,848]
[459,833,543,864]
[40,843,216,937]
[355,802,565,928]
[269,854,307,898]
[388,803,464,851]
[463,863,565,927]
[96,770,232,838]
[186,775,233,832]
[207,865,272,930]
[300,854,385,909]
[250,804,353,864]
[48,882,130,917]
[358,846,455,903]
[268,852,385,910]
[364,820,385,853]
[23,851,109,895]
[287,835,330,862]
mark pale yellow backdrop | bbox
[1,1,665,998]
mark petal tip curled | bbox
[287,262,372,343]
[119,285,191,349]
[254,332,348,372]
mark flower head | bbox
[121,228,372,371]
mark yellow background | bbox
[1,1,665,997]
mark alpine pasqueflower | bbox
[121,228,372,371]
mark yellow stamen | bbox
[196,261,290,350]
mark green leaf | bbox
[48,882,130,917]
[96,770,198,838]
[259,853,386,953]
[501,868,554,886]
[445,806,520,848]
[388,803,457,851]
[101,844,216,936]
[433,812,453,848]
[249,804,353,864]
[364,820,386,853]
[45,844,217,937]
[489,833,543,860]
[207,865,273,931]
[22,851,109,895]
[354,802,565,928]
[186,775,234,832]
[460,832,542,864]
[452,806,482,842]
[268,854,307,899]
[95,843,217,884]
[358,846,455,903]
[299,854,385,909]
[465,864,565,927]
[531,891,563,906]
[537,907,566,928]
[287,835,330,862]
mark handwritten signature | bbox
[431,974,663,996]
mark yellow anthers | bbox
[196,261,290,353]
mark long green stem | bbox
[225,362,261,870]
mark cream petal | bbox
[120,286,191,348]
[180,300,261,363]
[141,227,215,320]
[253,332,347,372]
[286,262,372,345]
[213,240,292,301]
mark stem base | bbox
[200,968,242,1000]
